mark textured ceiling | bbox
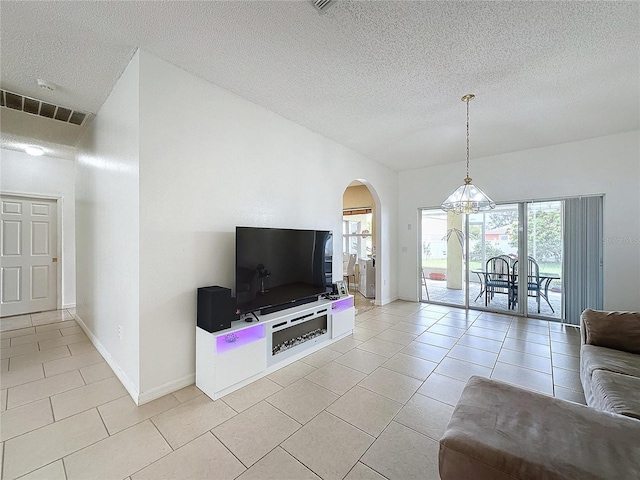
[1,1,638,170]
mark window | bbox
[343,209,373,260]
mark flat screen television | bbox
[235,227,333,314]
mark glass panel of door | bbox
[526,201,563,319]
[420,204,520,314]
[468,204,520,314]
[420,210,467,307]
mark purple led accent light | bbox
[332,297,354,313]
[216,324,265,354]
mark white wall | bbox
[0,149,76,308]
[398,130,640,313]
[76,52,141,397]
[136,51,398,399]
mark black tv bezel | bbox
[235,226,333,316]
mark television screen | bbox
[236,227,333,313]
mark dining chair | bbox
[343,254,357,292]
[512,256,541,313]
[498,254,516,269]
[484,256,513,308]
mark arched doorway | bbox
[342,180,380,312]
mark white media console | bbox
[196,295,355,400]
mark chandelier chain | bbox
[466,97,470,179]
[440,93,494,215]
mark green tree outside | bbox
[507,210,562,263]
[470,241,504,262]
[488,211,518,229]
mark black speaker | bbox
[197,286,236,333]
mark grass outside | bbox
[423,258,561,273]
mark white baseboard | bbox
[72,312,141,405]
[375,296,399,306]
[63,303,76,309]
[397,296,420,302]
[137,374,195,405]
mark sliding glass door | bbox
[420,197,601,321]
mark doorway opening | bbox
[343,180,379,313]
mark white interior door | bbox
[1,195,58,316]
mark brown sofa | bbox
[579,309,640,419]
[439,309,640,480]
[439,376,640,479]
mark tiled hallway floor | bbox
[0,302,584,479]
[352,290,376,315]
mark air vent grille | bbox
[0,89,90,126]
[311,0,336,14]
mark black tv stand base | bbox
[259,296,318,316]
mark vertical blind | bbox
[563,196,604,324]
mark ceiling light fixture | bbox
[25,145,44,156]
[441,94,495,215]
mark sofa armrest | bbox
[581,309,640,354]
[439,376,640,480]
[580,313,588,344]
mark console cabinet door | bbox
[214,338,267,391]
[332,307,355,338]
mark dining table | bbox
[472,270,560,312]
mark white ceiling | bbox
[1,1,638,170]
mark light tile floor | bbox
[0,303,585,479]
[353,290,376,315]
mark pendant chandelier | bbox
[441,94,495,214]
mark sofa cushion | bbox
[580,344,640,405]
[591,370,640,420]
[580,344,640,378]
[439,376,640,480]
[581,309,640,354]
